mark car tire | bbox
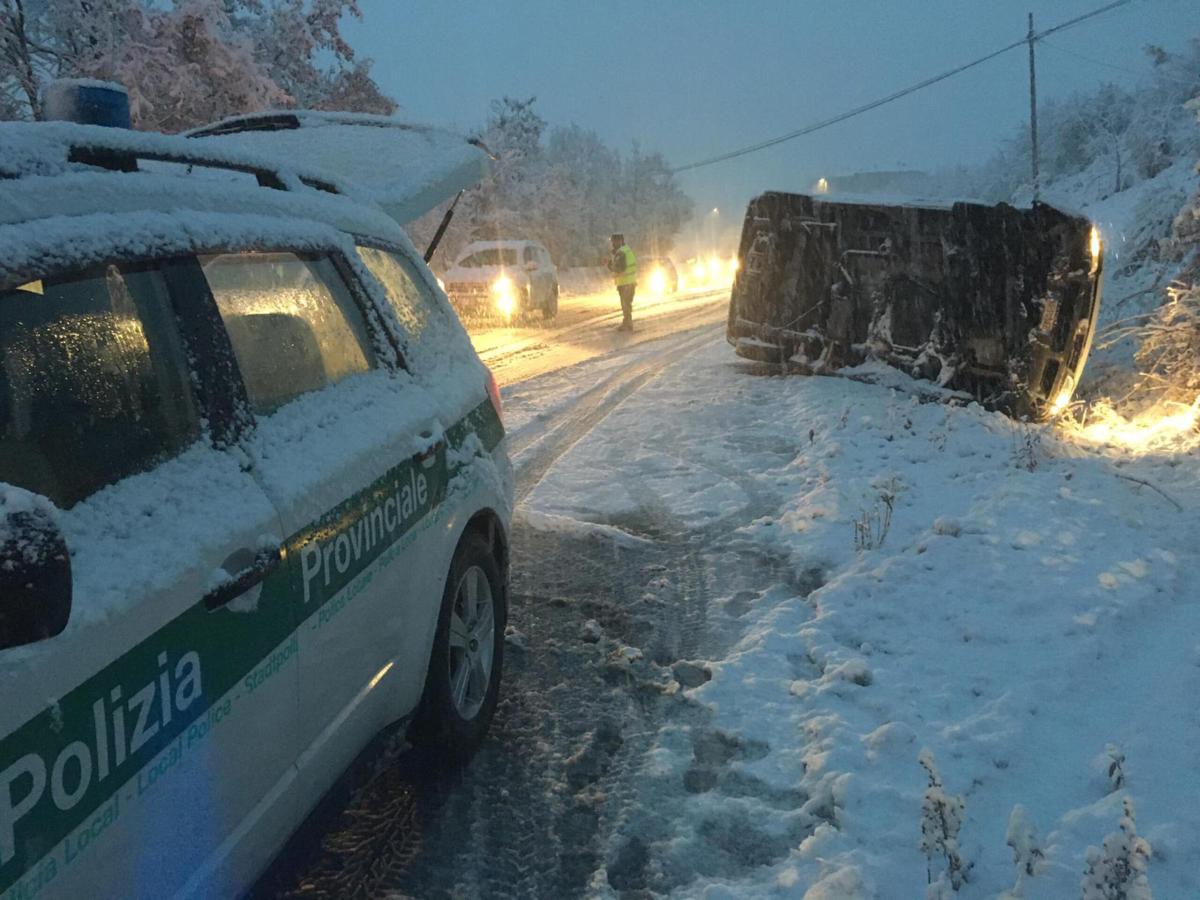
[543,283,559,320]
[413,534,506,766]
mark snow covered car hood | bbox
[187,111,493,225]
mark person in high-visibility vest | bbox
[608,232,637,331]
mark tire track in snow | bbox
[513,325,723,503]
[476,288,729,371]
[252,325,825,900]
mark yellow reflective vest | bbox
[613,245,637,286]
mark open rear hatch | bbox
[188,111,493,225]
[727,191,1103,419]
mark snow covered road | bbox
[465,285,729,387]
[256,296,1200,899]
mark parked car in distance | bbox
[641,256,679,295]
[0,100,512,900]
[443,239,559,321]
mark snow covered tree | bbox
[2,0,149,119]
[1122,91,1200,405]
[312,59,395,115]
[619,142,693,258]
[408,97,692,269]
[543,123,622,263]
[918,749,971,891]
[1092,83,1135,195]
[116,0,288,132]
[1,0,395,127]
[481,95,547,217]
[1080,796,1152,900]
[936,35,1200,206]
[0,0,45,117]
[231,0,392,114]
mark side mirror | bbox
[0,494,71,651]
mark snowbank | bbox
[524,336,1200,898]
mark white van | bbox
[0,116,512,899]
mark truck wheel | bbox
[543,283,559,320]
[413,534,506,766]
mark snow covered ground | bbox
[465,284,728,386]
[521,335,1200,898]
[255,156,1199,900]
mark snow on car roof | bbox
[0,120,346,185]
[0,208,350,287]
[0,121,414,280]
[186,110,493,224]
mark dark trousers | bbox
[617,283,635,322]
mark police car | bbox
[0,87,512,899]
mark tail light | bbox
[485,366,503,426]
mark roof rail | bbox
[54,136,341,195]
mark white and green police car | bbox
[0,98,512,899]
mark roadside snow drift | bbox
[523,337,1200,898]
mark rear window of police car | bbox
[0,263,200,509]
[356,246,469,375]
[0,248,381,510]
[200,251,377,414]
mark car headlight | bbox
[491,275,515,318]
[648,267,667,295]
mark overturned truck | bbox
[727,191,1103,418]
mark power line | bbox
[671,0,1132,174]
[1041,39,1199,87]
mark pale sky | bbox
[347,0,1197,241]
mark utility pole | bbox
[1027,12,1041,202]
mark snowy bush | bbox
[918,749,971,891]
[853,486,894,551]
[1011,423,1043,472]
[1106,744,1127,793]
[1001,805,1046,898]
[1081,796,1153,900]
[1101,92,1200,410]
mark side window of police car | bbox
[0,263,200,509]
[355,246,459,372]
[199,251,376,413]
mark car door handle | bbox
[204,546,283,611]
[415,440,446,467]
